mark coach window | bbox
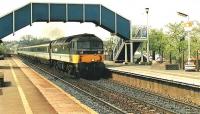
[33,47,37,52]
[46,47,48,53]
[61,45,65,54]
[57,45,62,53]
[54,47,58,53]
[68,43,72,53]
[38,47,41,52]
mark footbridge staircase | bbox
[113,26,147,63]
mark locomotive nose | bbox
[79,54,103,63]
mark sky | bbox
[1,0,200,41]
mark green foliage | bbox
[149,29,167,53]
[190,22,200,57]
[3,41,19,54]
[18,35,50,47]
[103,36,118,60]
[147,22,190,65]
[132,25,138,37]
[0,44,6,54]
[165,22,187,61]
[104,36,118,52]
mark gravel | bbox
[86,79,200,114]
[25,60,124,114]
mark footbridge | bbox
[0,3,146,63]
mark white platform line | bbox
[9,61,33,114]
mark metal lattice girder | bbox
[0,3,131,40]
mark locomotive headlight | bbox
[92,59,95,61]
[98,51,101,54]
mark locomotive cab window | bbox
[91,41,103,49]
[77,41,103,49]
[77,41,90,49]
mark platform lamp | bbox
[145,8,150,63]
[177,12,191,62]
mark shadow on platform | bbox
[0,66,27,69]
[3,81,11,87]
[0,89,2,95]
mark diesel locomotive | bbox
[18,33,105,78]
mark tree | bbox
[190,22,200,57]
[0,44,6,54]
[149,29,167,61]
[190,22,200,70]
[104,35,118,60]
[18,35,50,47]
[19,35,35,46]
[166,22,187,67]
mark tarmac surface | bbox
[0,58,56,114]
[0,57,96,114]
[105,61,200,87]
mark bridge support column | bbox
[125,43,128,63]
[141,44,144,62]
[130,42,134,63]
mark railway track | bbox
[85,79,200,114]
[20,58,126,114]
[68,79,170,114]
[19,57,200,114]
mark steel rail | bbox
[109,69,200,112]
[21,59,127,114]
[82,79,176,114]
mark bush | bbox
[145,61,152,65]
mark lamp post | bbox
[145,8,150,63]
[177,12,191,62]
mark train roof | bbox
[18,34,102,49]
[51,33,101,45]
[18,43,49,49]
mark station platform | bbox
[0,57,96,114]
[105,61,200,88]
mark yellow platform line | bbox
[9,61,33,114]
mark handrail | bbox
[113,38,124,60]
[132,26,147,39]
